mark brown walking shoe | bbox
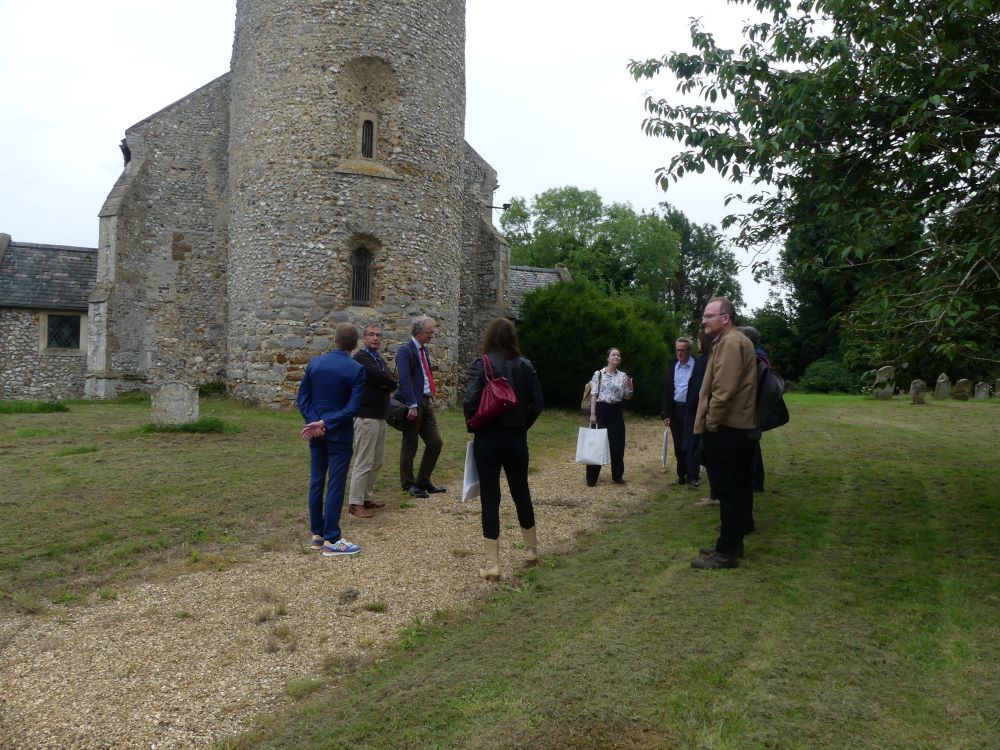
[363,500,385,509]
[348,504,374,518]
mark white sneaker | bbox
[694,497,720,507]
[308,535,324,551]
[322,538,361,557]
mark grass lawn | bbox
[3,394,999,748]
[214,395,1000,749]
[0,395,580,610]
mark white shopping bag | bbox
[661,429,669,467]
[462,441,480,502]
[575,426,610,466]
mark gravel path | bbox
[0,420,668,749]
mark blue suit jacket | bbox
[395,340,430,408]
[296,349,366,443]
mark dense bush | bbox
[0,400,68,414]
[517,281,678,414]
[797,358,859,394]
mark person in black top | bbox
[347,324,397,518]
[463,318,544,582]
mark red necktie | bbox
[420,346,437,397]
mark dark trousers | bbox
[752,441,765,493]
[702,426,756,555]
[668,401,699,482]
[473,427,535,540]
[399,399,443,489]
[586,401,625,484]
[308,437,352,542]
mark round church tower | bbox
[226,0,467,404]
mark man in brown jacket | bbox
[692,296,758,569]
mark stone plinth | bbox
[909,379,927,405]
[151,382,199,425]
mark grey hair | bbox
[675,337,692,348]
[411,316,434,337]
[736,326,761,347]
[362,323,383,335]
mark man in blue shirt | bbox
[297,323,367,557]
[661,337,700,487]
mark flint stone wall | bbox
[87,0,504,408]
[0,309,86,400]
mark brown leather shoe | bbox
[348,504,374,518]
[363,500,385,509]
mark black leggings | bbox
[474,427,535,540]
[586,401,625,483]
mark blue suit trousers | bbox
[309,437,352,542]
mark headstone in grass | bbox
[974,382,989,400]
[151,381,199,425]
[909,379,927,405]
[873,365,895,400]
[933,373,951,399]
[953,378,972,401]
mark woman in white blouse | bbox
[587,347,634,486]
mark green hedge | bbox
[517,281,677,415]
[798,358,859,393]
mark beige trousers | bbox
[349,417,387,505]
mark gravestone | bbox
[974,382,989,400]
[909,379,927,405]
[873,365,895,400]
[151,381,199,425]
[933,373,951,399]
[953,378,972,401]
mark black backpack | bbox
[754,355,789,435]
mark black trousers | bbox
[473,426,535,540]
[399,400,443,489]
[668,401,699,482]
[587,401,625,484]
[702,426,756,554]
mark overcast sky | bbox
[0,0,771,308]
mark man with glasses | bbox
[661,337,700,488]
[348,324,396,518]
[692,297,758,569]
[395,316,446,498]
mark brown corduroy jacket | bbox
[694,326,758,433]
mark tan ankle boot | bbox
[521,526,539,567]
[478,538,500,582]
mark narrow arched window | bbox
[350,246,373,306]
[361,119,375,159]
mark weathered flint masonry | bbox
[83,0,513,406]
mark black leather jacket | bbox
[463,352,544,431]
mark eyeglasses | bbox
[702,313,726,320]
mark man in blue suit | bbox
[395,316,445,498]
[297,323,367,557]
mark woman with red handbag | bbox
[463,318,544,582]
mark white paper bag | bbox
[575,427,610,466]
[462,441,480,501]
[661,429,669,467]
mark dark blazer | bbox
[296,349,366,443]
[353,347,397,419]
[395,340,430,408]
[683,354,707,451]
[661,357,699,419]
[463,352,544,431]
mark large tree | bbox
[500,186,683,303]
[630,0,1000,368]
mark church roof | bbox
[508,265,563,319]
[0,238,97,311]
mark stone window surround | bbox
[37,311,87,357]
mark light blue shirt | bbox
[673,359,693,403]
